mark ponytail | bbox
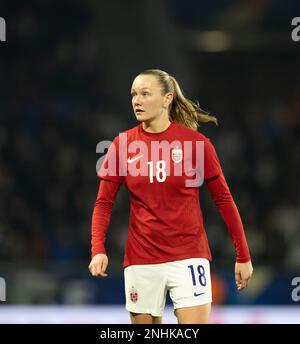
[140,69,218,131]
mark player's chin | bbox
[135,113,147,121]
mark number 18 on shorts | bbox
[124,258,212,317]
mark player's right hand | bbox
[88,253,108,278]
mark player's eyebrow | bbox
[131,87,150,92]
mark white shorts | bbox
[124,258,212,317]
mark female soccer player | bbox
[89,69,253,324]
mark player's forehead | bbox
[131,74,160,92]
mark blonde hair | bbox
[140,69,218,131]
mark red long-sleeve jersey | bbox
[91,121,251,267]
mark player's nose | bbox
[133,95,142,106]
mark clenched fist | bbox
[88,253,108,277]
[235,261,253,290]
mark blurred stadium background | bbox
[0,0,300,323]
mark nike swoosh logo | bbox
[194,292,206,297]
[127,155,143,163]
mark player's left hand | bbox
[235,261,253,291]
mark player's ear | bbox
[164,92,173,108]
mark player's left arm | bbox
[204,138,253,290]
[205,172,253,290]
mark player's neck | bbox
[142,116,171,133]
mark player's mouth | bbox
[135,109,145,114]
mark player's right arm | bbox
[89,179,121,278]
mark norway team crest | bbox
[172,148,183,163]
[130,286,138,303]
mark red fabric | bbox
[91,180,121,257]
[205,174,251,263]
[91,121,251,267]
